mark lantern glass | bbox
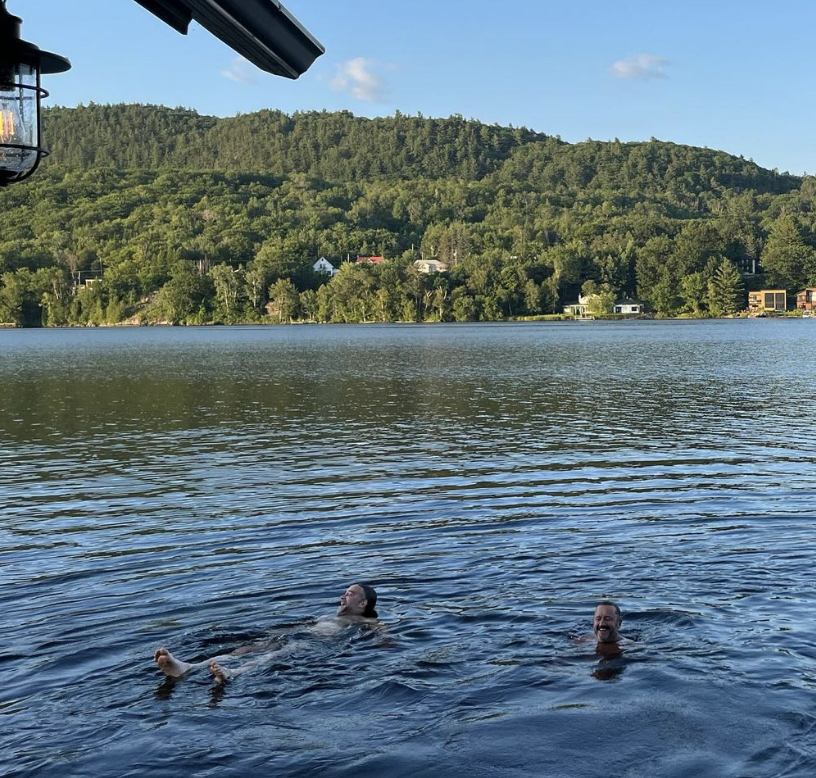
[0,61,39,177]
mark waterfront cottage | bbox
[748,289,787,313]
[613,298,643,315]
[563,293,600,318]
[796,288,816,312]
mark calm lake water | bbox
[3,320,816,778]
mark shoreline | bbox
[2,312,809,329]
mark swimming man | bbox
[575,601,633,651]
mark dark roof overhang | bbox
[133,0,324,79]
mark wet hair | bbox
[354,583,378,618]
[596,600,621,618]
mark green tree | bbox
[451,288,478,321]
[210,264,243,322]
[0,270,36,326]
[150,263,212,324]
[36,267,72,326]
[522,279,543,315]
[649,275,682,317]
[426,274,451,321]
[707,258,744,316]
[244,260,271,316]
[679,272,709,316]
[105,296,127,324]
[267,278,299,322]
[316,283,334,322]
[299,289,318,321]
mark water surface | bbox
[2,320,816,777]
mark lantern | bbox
[0,1,70,186]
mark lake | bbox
[3,319,816,777]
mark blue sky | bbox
[16,0,816,175]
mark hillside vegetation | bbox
[1,103,815,326]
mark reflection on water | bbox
[2,320,816,777]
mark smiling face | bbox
[337,584,368,617]
[593,604,622,643]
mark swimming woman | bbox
[153,583,378,682]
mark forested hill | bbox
[41,104,550,180]
[2,103,815,328]
[41,104,798,196]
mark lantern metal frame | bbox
[0,1,70,186]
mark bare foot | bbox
[154,647,193,678]
[209,660,233,683]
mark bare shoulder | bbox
[310,616,343,635]
[340,614,379,625]
[310,614,380,636]
[571,634,638,647]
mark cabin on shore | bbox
[796,288,816,312]
[563,296,591,318]
[613,298,643,314]
[748,289,787,313]
[564,294,643,317]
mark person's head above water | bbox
[337,583,378,618]
[593,601,622,643]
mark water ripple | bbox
[2,321,816,777]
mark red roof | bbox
[355,255,385,264]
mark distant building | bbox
[71,270,102,293]
[748,289,787,313]
[313,256,337,276]
[563,293,600,318]
[796,287,816,312]
[613,298,643,315]
[736,256,758,275]
[355,255,385,264]
[414,259,449,274]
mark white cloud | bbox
[221,56,256,85]
[611,54,670,80]
[330,58,387,102]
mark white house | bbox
[563,293,600,317]
[313,256,337,276]
[414,259,450,274]
[612,298,643,314]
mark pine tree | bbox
[707,258,744,316]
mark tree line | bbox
[1,104,815,326]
